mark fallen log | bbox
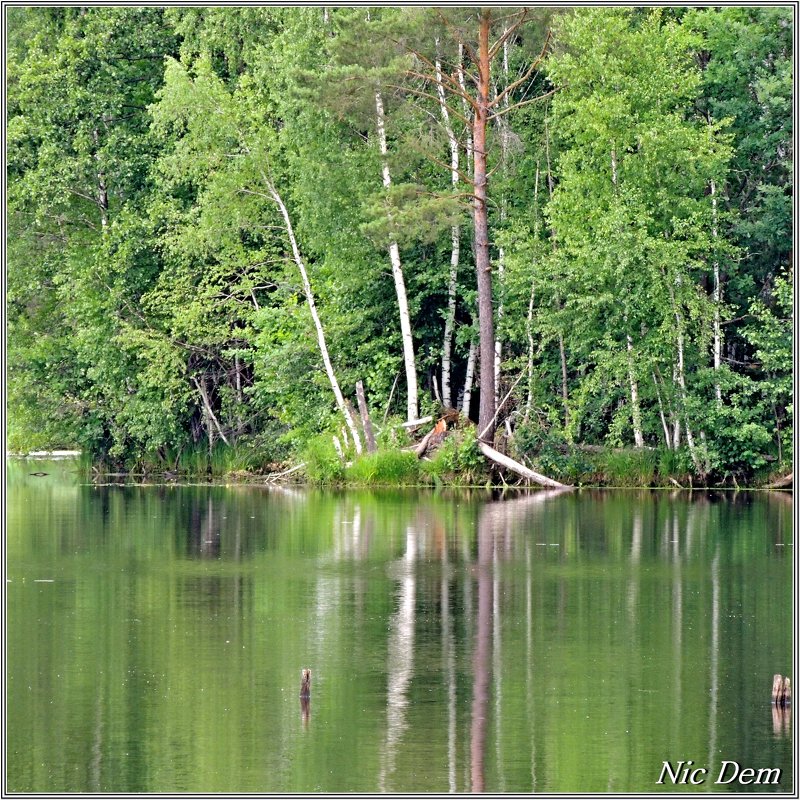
[477,441,571,489]
[766,472,793,490]
[402,415,433,429]
[264,462,306,483]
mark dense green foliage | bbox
[6,8,793,484]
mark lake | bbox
[6,459,793,793]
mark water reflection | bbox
[6,465,793,794]
[378,524,417,791]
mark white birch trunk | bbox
[92,127,108,230]
[652,371,672,450]
[268,182,363,454]
[524,281,536,423]
[671,288,701,473]
[711,178,722,404]
[457,44,473,177]
[375,90,419,422]
[671,364,681,450]
[612,150,644,447]
[436,44,460,409]
[461,338,476,418]
[627,334,645,447]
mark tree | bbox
[400,7,553,441]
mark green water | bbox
[6,460,793,793]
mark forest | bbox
[6,6,793,486]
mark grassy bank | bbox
[42,428,786,489]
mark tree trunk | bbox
[711,178,723,405]
[473,12,496,442]
[268,182,363,454]
[192,374,229,448]
[436,44,460,410]
[670,285,702,474]
[477,441,570,488]
[92,127,108,230]
[611,148,644,448]
[652,371,672,450]
[375,90,419,422]
[462,337,476,418]
[627,334,645,447]
[356,380,377,453]
[525,281,536,423]
[545,121,569,428]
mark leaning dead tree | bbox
[268,181,364,455]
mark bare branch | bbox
[403,136,474,187]
[435,10,479,68]
[403,68,478,113]
[488,10,528,61]
[403,44,473,96]
[489,86,559,119]
[387,83,473,128]
[490,30,552,109]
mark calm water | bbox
[6,459,793,793]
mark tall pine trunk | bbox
[473,12,496,441]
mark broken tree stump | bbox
[355,380,377,453]
[300,668,311,699]
[772,674,791,708]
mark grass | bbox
[345,449,421,485]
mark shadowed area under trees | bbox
[6,7,792,486]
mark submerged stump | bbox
[300,668,311,699]
[772,674,791,708]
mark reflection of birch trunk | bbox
[525,538,537,790]
[471,505,495,793]
[627,509,642,622]
[378,525,417,792]
[440,532,457,792]
[375,90,419,422]
[671,510,682,740]
[493,503,506,791]
[708,546,720,765]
